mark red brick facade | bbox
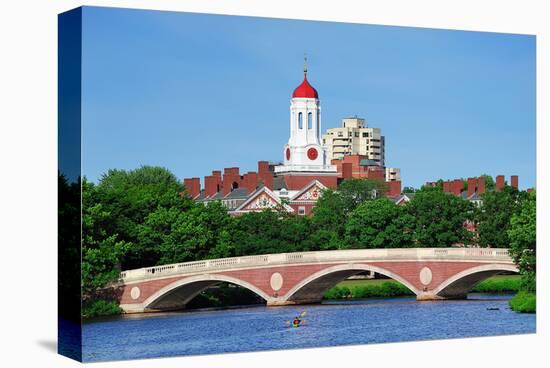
[282,174,338,190]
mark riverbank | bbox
[509,291,536,313]
[323,275,521,300]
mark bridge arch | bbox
[142,274,274,311]
[280,263,421,304]
[432,263,519,299]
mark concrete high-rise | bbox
[322,117,385,166]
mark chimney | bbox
[467,178,477,197]
[443,181,451,193]
[183,177,201,199]
[258,161,273,189]
[204,175,218,198]
[452,179,463,196]
[385,181,401,197]
[477,177,485,194]
[342,163,353,179]
[243,172,258,194]
[258,161,269,174]
[511,175,519,190]
[223,167,241,196]
[496,175,505,192]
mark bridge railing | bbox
[120,248,514,282]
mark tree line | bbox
[58,165,535,314]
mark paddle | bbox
[285,310,308,327]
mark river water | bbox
[82,293,535,362]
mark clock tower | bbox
[275,59,337,176]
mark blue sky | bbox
[82,7,536,189]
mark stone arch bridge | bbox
[118,248,516,313]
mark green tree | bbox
[345,198,415,248]
[338,178,388,213]
[81,179,129,296]
[476,186,528,248]
[310,189,347,249]
[138,200,232,265]
[94,166,193,268]
[229,210,290,255]
[308,179,387,250]
[58,173,83,321]
[403,186,417,193]
[406,189,474,247]
[507,191,536,292]
[480,174,496,192]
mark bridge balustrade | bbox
[120,248,513,283]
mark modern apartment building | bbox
[322,117,385,166]
[385,167,401,182]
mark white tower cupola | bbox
[275,59,336,174]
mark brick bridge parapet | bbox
[117,248,517,313]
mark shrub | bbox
[472,277,521,293]
[323,282,413,299]
[83,300,122,319]
[509,291,536,313]
[323,286,352,299]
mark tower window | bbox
[316,111,320,136]
[298,112,303,129]
[308,112,312,129]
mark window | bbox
[323,139,326,144]
[338,131,343,137]
[317,111,320,136]
[298,206,306,216]
[298,112,303,129]
[354,132,359,137]
[362,132,368,137]
[348,131,353,137]
[308,112,312,129]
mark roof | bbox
[359,159,381,167]
[290,180,328,202]
[389,192,415,205]
[223,188,250,200]
[233,186,294,213]
[467,192,483,201]
[272,176,286,190]
[292,73,319,99]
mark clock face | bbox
[307,147,318,160]
[286,148,291,160]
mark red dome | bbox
[292,74,319,99]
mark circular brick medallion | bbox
[130,286,141,300]
[419,267,433,286]
[270,272,284,291]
